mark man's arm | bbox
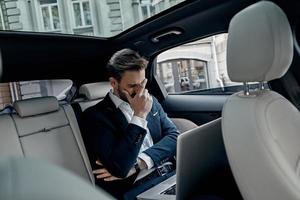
[92,160,137,181]
[83,79,152,178]
[83,111,147,178]
[143,97,179,167]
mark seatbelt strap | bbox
[66,85,77,103]
[281,71,300,111]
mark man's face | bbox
[110,69,146,102]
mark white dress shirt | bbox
[109,90,156,180]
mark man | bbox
[82,49,179,199]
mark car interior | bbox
[1,0,300,199]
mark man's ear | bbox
[109,77,117,89]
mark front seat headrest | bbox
[227,1,293,82]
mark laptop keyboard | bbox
[161,184,176,195]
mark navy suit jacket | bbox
[82,94,179,180]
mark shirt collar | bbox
[109,90,129,109]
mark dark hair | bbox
[106,49,148,82]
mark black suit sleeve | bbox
[83,110,147,178]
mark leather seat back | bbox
[222,2,300,200]
[0,96,95,185]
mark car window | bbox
[0,0,185,37]
[0,79,72,110]
[155,33,266,94]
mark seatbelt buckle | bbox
[157,165,169,176]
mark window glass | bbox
[82,2,92,26]
[73,2,82,27]
[0,0,185,37]
[41,6,51,30]
[0,79,72,110]
[72,0,92,28]
[156,33,245,94]
[52,5,60,29]
[40,0,57,4]
[40,1,61,31]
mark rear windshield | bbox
[0,79,72,110]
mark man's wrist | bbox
[131,116,148,129]
[138,153,154,169]
[134,112,147,119]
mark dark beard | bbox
[117,86,136,103]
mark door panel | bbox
[162,94,229,125]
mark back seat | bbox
[0,96,95,185]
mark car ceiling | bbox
[0,0,299,87]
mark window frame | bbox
[70,0,93,29]
[40,2,61,32]
[140,0,156,20]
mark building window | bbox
[71,0,92,28]
[140,0,156,20]
[156,33,244,94]
[40,0,61,31]
[0,7,5,30]
[0,79,72,110]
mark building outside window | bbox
[0,6,5,30]
[140,0,156,20]
[156,33,235,94]
[40,0,61,31]
[157,59,209,93]
[4,0,185,37]
[71,0,92,28]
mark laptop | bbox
[137,118,223,200]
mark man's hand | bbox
[93,160,137,181]
[137,158,148,170]
[93,160,121,181]
[124,79,153,119]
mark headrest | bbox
[79,82,111,100]
[13,96,59,117]
[227,1,293,82]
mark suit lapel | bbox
[101,94,161,141]
[147,102,161,143]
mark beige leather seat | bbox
[78,82,112,111]
[0,96,94,185]
[0,156,114,200]
[222,1,299,200]
[170,117,197,133]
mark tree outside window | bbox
[40,0,61,31]
[71,0,92,28]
